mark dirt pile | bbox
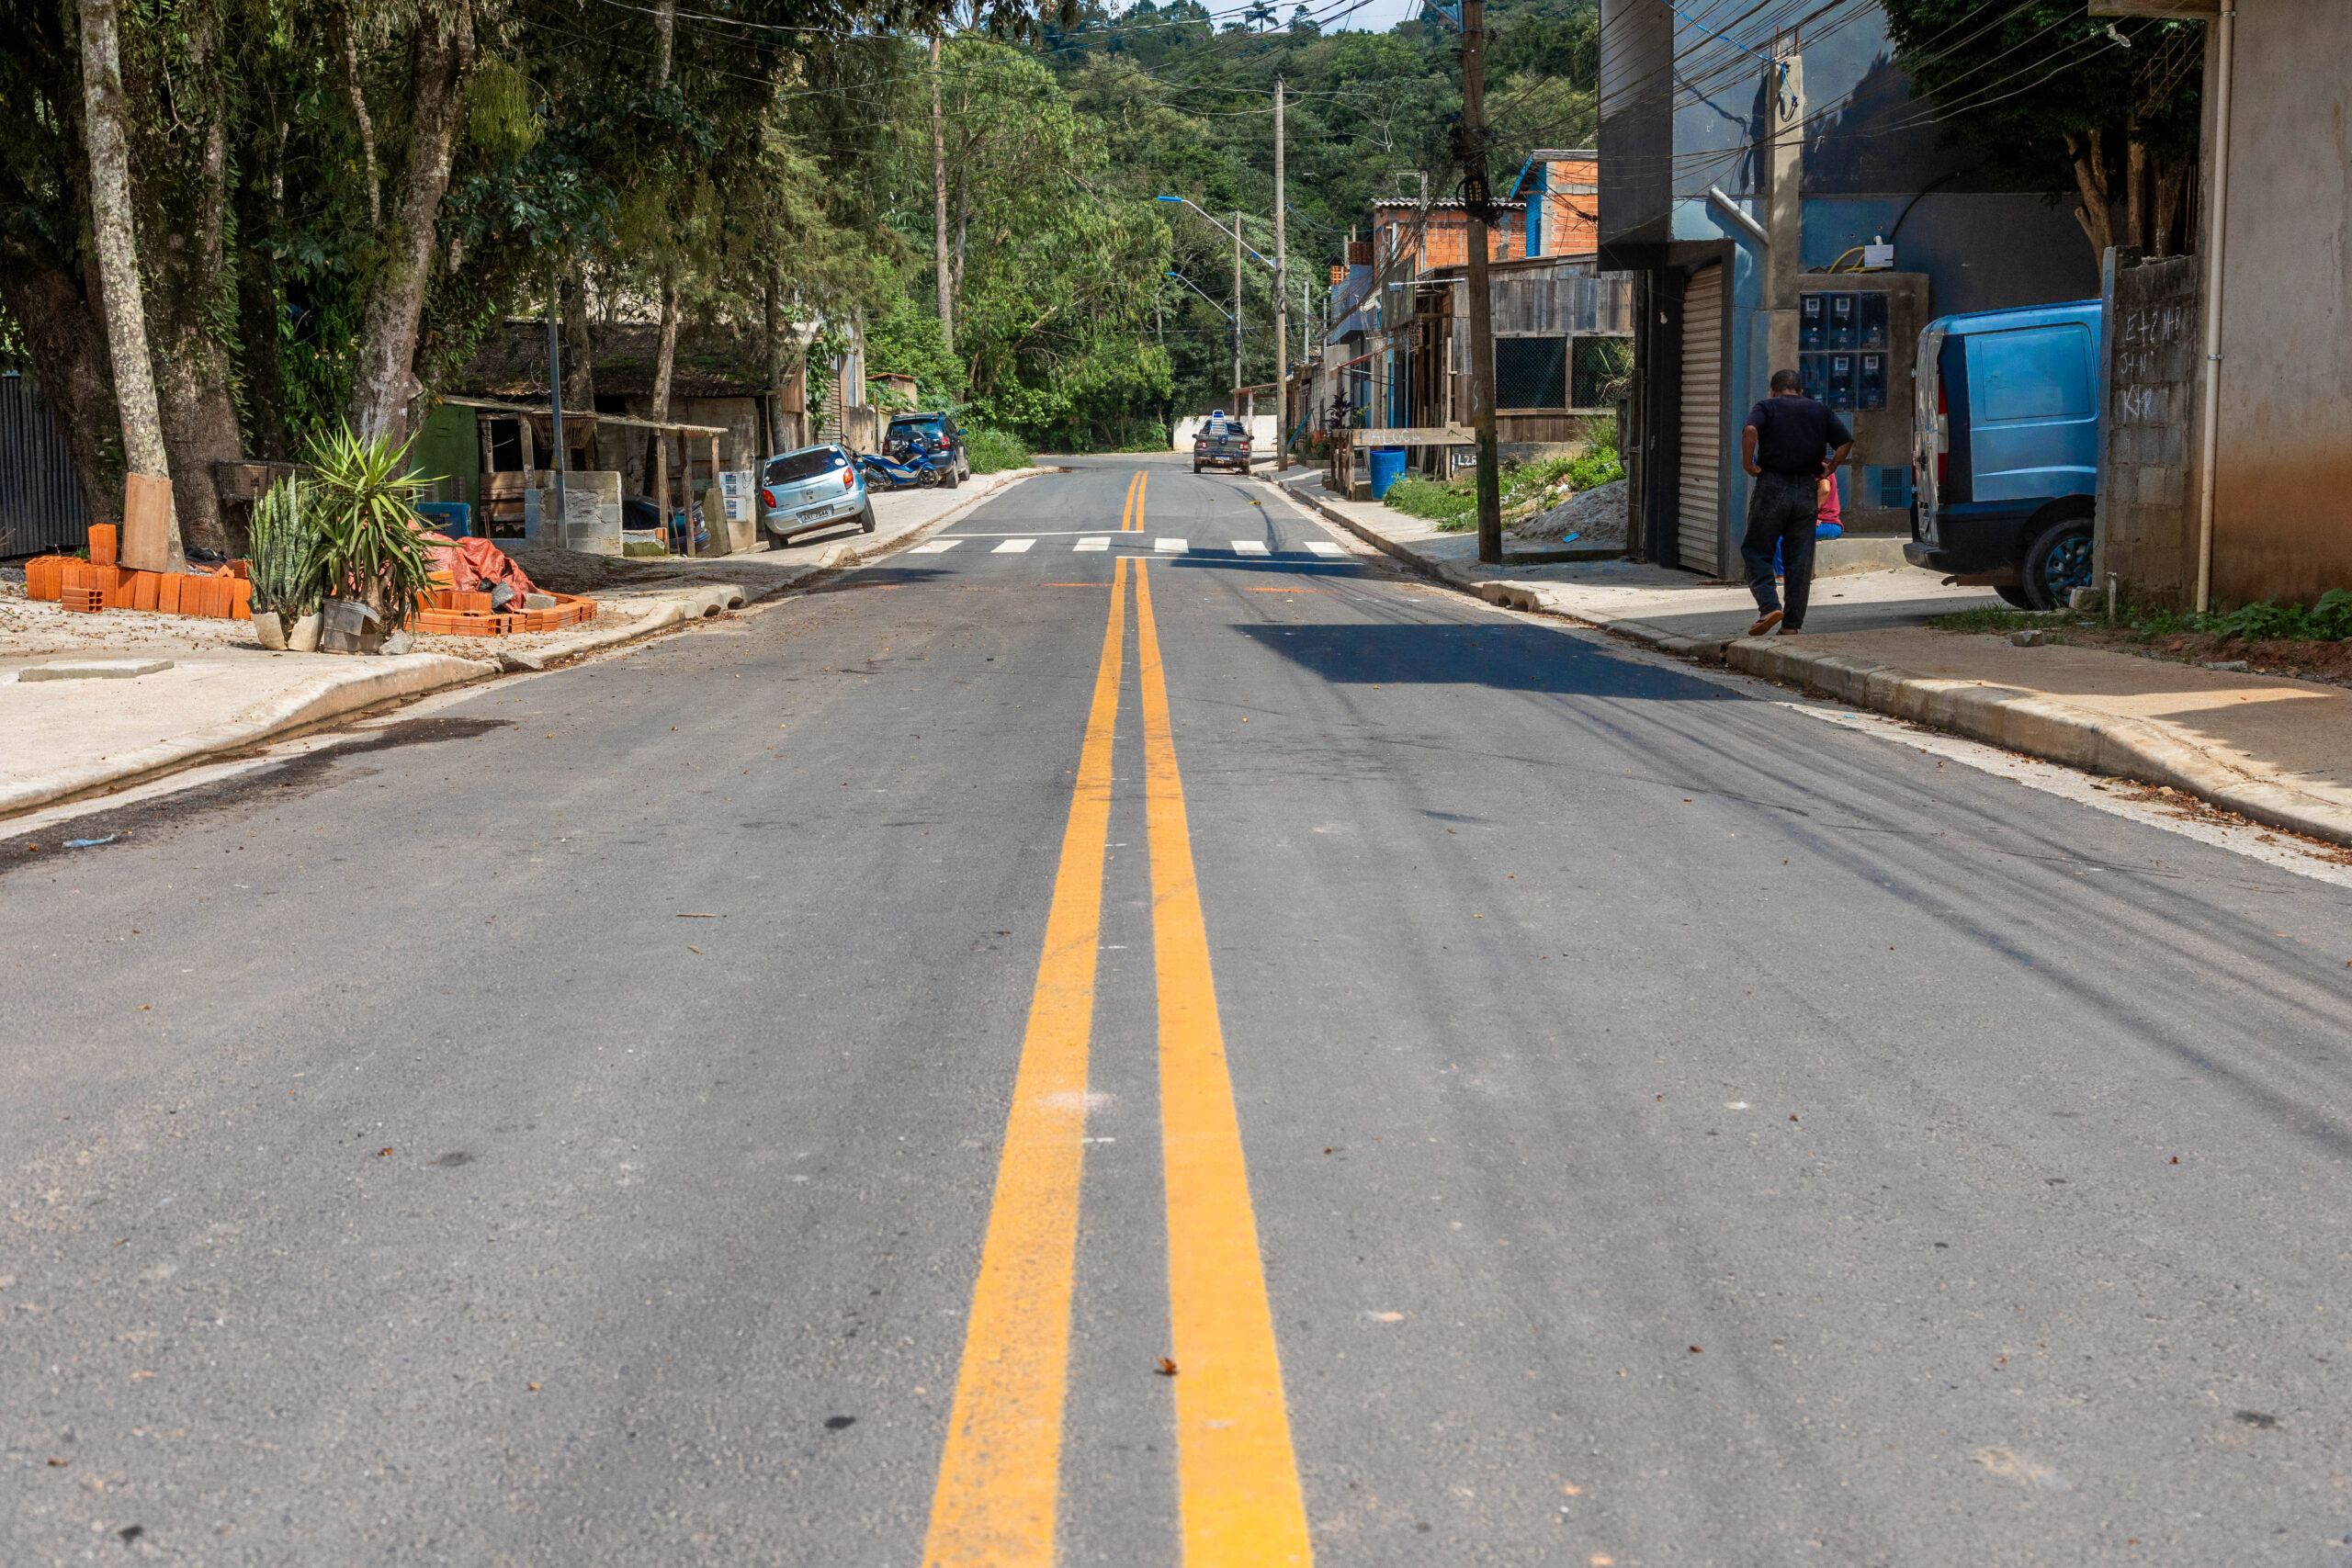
[1510,479,1627,547]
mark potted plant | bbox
[246,475,321,650]
[306,425,438,654]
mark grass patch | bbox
[964,428,1034,474]
[1931,588,2352,644]
[1383,449,1614,533]
[1384,474,1480,530]
[1926,606,2075,634]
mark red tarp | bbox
[422,533,538,600]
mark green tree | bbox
[1882,1,2204,259]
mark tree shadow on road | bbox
[1231,621,1745,701]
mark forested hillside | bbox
[0,0,1600,514]
[856,0,1605,446]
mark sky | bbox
[1322,0,1428,28]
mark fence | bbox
[0,374,89,556]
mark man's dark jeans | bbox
[1741,471,1819,628]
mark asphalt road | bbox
[6,456,2352,1567]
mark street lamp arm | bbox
[1162,271,1233,320]
[1154,195,1279,273]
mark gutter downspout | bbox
[2194,6,2234,614]
[1706,185,1770,249]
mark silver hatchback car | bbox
[760,444,875,546]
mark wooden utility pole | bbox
[1232,210,1244,416]
[1461,0,1503,565]
[1274,76,1290,470]
[547,274,569,547]
[932,32,954,355]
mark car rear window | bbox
[889,417,945,440]
[764,447,843,483]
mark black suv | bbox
[885,412,968,488]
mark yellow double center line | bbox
[1121,469,1148,530]
[923,556,1125,1565]
[1136,560,1315,1566]
[923,477,1310,1566]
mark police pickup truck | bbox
[1193,413,1253,474]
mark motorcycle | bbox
[857,445,943,491]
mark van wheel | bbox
[1996,585,2034,609]
[2022,518,2095,610]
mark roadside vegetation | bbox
[964,429,1035,474]
[1930,590,2352,689]
[1385,437,1623,533]
[1931,589,2352,643]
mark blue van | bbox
[1906,300,2101,609]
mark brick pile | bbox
[22,526,596,637]
[413,586,597,637]
[24,526,252,621]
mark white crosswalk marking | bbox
[1232,540,1270,556]
[910,539,961,553]
[1306,540,1344,557]
[1155,537,1188,553]
[1074,537,1110,551]
[992,538,1035,553]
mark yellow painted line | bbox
[1125,468,1148,530]
[1119,470,1138,532]
[922,555,1128,1568]
[1133,560,1316,1566]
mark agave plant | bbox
[246,475,322,618]
[304,424,441,629]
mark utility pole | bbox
[1274,76,1290,470]
[547,272,568,548]
[1460,0,1503,565]
[932,31,953,355]
[1232,209,1244,418]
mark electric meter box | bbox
[1792,273,1928,536]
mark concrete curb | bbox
[831,465,1054,570]
[0,476,1062,821]
[1717,637,2352,850]
[1272,477,1474,586]
[1,579,756,818]
[494,583,751,672]
[1269,471,2352,850]
[0,652,498,820]
[490,468,1056,671]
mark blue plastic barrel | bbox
[1368,446,1408,500]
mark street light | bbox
[1154,196,1275,271]
[1163,271,1232,320]
[1159,195,1284,430]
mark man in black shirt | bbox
[1738,370,1853,636]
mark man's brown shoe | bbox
[1748,609,1783,636]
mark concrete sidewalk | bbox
[0,466,1050,819]
[1271,468,2352,850]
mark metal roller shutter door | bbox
[1678,264,1724,573]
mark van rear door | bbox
[1964,323,2097,504]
